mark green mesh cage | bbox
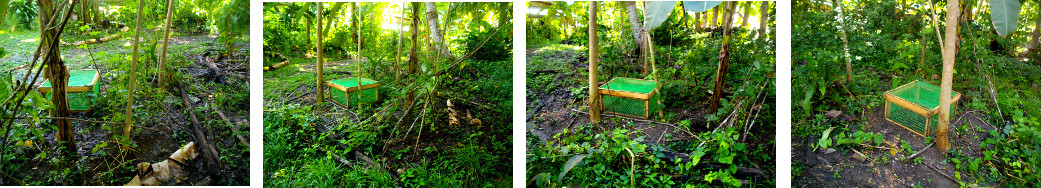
[40,70,100,112]
[328,77,379,108]
[884,80,960,137]
[599,78,662,119]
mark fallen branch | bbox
[177,83,222,177]
[569,108,694,138]
[210,105,249,148]
[904,142,935,160]
[925,162,960,184]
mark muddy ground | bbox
[793,108,997,187]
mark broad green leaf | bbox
[643,1,677,30]
[988,0,1021,37]
[558,154,586,182]
[683,1,722,13]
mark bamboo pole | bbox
[588,1,601,124]
[316,3,325,104]
[157,0,175,87]
[937,0,960,153]
[123,0,146,144]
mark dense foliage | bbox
[262,2,513,187]
[793,0,1041,186]
[527,1,775,187]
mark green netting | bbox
[600,78,662,118]
[603,94,662,118]
[887,81,959,109]
[40,70,98,88]
[41,70,99,111]
[600,77,659,94]
[328,77,378,89]
[329,77,379,107]
[885,80,959,136]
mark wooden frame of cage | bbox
[38,69,101,112]
[883,80,962,137]
[597,77,662,119]
[326,79,381,108]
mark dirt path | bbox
[793,108,997,187]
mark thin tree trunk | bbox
[396,3,405,82]
[709,2,736,113]
[316,3,324,104]
[425,2,454,60]
[157,0,175,87]
[928,0,945,52]
[39,0,76,154]
[759,1,768,38]
[305,18,312,53]
[625,1,646,74]
[832,0,852,85]
[588,1,601,124]
[937,0,960,154]
[122,0,146,145]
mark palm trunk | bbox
[316,3,324,104]
[588,1,601,124]
[709,2,736,113]
[157,0,175,87]
[425,2,454,61]
[937,0,960,153]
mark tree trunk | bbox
[409,2,420,75]
[625,2,646,74]
[588,1,601,124]
[740,3,751,28]
[1029,6,1040,57]
[316,3,325,104]
[305,15,312,53]
[350,2,359,50]
[711,6,719,28]
[395,3,405,82]
[928,0,945,52]
[425,2,454,61]
[121,0,146,146]
[937,0,960,154]
[759,1,768,38]
[695,12,702,31]
[833,0,852,85]
[157,0,175,87]
[709,2,737,113]
[38,0,76,154]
